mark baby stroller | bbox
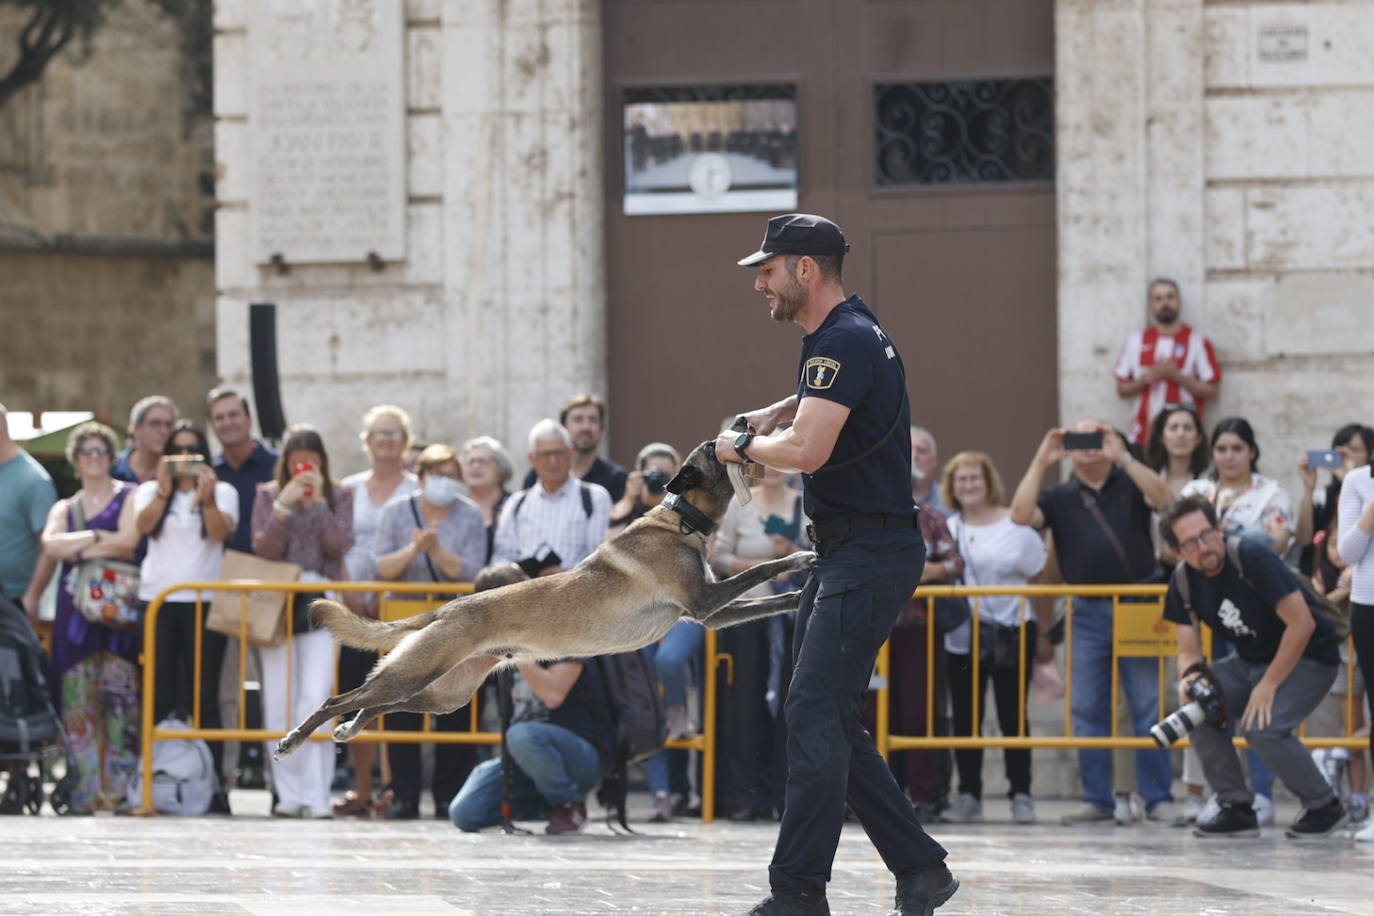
[0,592,78,814]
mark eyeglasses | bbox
[462,455,495,467]
[142,418,174,430]
[1176,527,1222,554]
[76,445,111,458]
[368,429,404,440]
[169,445,201,455]
[533,449,570,462]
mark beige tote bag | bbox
[206,550,302,647]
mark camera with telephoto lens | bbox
[642,468,671,495]
[1150,663,1228,748]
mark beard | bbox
[1153,306,1179,325]
[768,273,808,323]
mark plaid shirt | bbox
[491,476,611,569]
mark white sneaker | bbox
[1254,794,1275,826]
[303,805,334,820]
[1181,795,1204,825]
[940,791,983,823]
[1354,818,1374,841]
[1311,748,1350,795]
[272,802,304,818]
[1196,795,1221,827]
[1112,793,1138,826]
[1147,801,1182,826]
[1010,793,1036,824]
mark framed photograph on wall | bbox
[622,85,798,216]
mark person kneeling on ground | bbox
[1161,495,1347,839]
[448,563,613,835]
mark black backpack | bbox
[593,649,667,832]
[1170,535,1351,640]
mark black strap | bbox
[512,482,594,519]
[407,495,443,584]
[1078,488,1136,582]
[661,493,715,536]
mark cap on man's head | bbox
[737,213,850,267]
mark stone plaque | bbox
[1257,24,1308,63]
[247,0,405,264]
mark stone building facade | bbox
[1059,0,1374,500]
[0,3,216,427]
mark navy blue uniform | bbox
[770,294,947,896]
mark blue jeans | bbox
[641,622,703,796]
[447,721,601,831]
[1069,598,1174,812]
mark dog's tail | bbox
[309,599,438,652]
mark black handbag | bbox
[978,621,1022,669]
[932,585,971,633]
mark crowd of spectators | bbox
[1,277,1371,836]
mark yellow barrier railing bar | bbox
[876,583,1367,755]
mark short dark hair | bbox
[473,563,528,592]
[1148,277,1180,299]
[1332,423,1374,456]
[1158,495,1218,550]
[785,252,843,283]
[559,394,606,426]
[207,387,251,418]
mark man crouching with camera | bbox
[1159,495,1347,839]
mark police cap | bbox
[737,213,850,267]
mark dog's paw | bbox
[272,737,295,761]
[787,550,817,570]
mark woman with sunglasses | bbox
[133,420,238,813]
[39,421,142,813]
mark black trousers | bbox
[152,600,227,779]
[1352,604,1374,761]
[946,621,1036,800]
[769,528,947,896]
[386,711,478,811]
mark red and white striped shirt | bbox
[1114,323,1221,444]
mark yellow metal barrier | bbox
[138,580,720,821]
[877,584,1367,754]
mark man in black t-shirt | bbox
[447,657,609,835]
[1160,495,1347,839]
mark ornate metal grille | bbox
[874,78,1054,187]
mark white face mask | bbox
[423,475,459,507]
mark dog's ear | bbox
[664,464,703,495]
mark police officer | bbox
[715,214,957,916]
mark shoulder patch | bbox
[804,356,841,390]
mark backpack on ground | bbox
[1171,535,1351,640]
[594,649,667,833]
[126,717,216,815]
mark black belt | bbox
[806,511,919,544]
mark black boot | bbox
[891,863,959,916]
[744,890,830,915]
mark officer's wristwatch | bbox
[733,432,755,462]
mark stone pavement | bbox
[1,792,1371,915]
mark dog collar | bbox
[662,493,716,536]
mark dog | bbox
[273,438,814,760]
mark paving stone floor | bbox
[2,791,1372,915]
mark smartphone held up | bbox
[291,461,316,500]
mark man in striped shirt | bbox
[1114,279,1222,444]
[492,419,611,575]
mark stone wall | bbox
[0,250,215,424]
[1057,0,1374,502]
[213,0,605,476]
[0,2,216,426]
